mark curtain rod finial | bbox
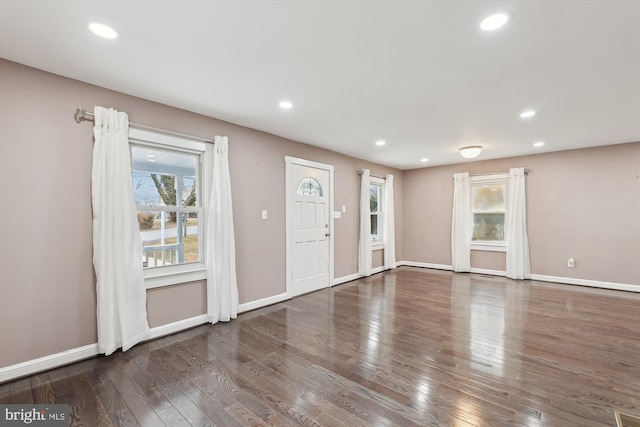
[74,107,85,123]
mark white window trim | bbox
[469,173,508,252]
[129,127,209,289]
[471,242,507,252]
[144,266,207,289]
[130,127,206,152]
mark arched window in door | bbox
[297,177,323,196]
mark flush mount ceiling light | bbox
[420,158,429,163]
[89,22,118,39]
[480,13,510,31]
[375,140,386,146]
[533,141,545,147]
[459,146,482,159]
[520,110,536,119]
[279,101,293,109]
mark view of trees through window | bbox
[471,183,506,242]
[131,144,201,267]
[370,183,382,241]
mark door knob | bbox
[325,233,331,237]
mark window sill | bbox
[471,242,506,252]
[372,242,385,251]
[144,264,207,289]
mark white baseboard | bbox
[0,344,99,384]
[398,260,639,292]
[4,267,635,384]
[147,314,209,341]
[398,261,453,271]
[333,273,361,286]
[531,274,639,293]
[332,268,391,286]
[471,268,506,277]
[0,314,213,384]
[238,292,289,313]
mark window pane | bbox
[371,213,380,240]
[138,210,200,268]
[180,177,197,206]
[131,145,198,207]
[370,185,379,212]
[472,184,505,211]
[472,213,505,241]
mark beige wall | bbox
[147,281,207,328]
[0,59,403,368]
[372,249,384,269]
[403,142,640,285]
[1,58,637,371]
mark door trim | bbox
[284,156,334,298]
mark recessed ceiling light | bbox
[520,110,536,119]
[480,13,510,31]
[89,22,118,39]
[420,158,429,163]
[533,141,545,147]
[375,140,386,146]
[279,101,293,109]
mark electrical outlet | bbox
[567,258,575,268]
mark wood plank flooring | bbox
[1,267,639,426]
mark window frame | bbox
[369,176,385,249]
[469,173,509,252]
[129,127,208,289]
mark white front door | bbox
[286,157,333,297]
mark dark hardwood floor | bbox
[1,267,639,426]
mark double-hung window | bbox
[369,177,384,246]
[129,127,208,288]
[470,173,508,251]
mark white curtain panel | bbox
[506,167,531,279]
[205,136,239,323]
[358,169,372,277]
[451,172,471,272]
[383,174,396,270]
[91,106,149,356]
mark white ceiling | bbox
[1,1,639,169]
